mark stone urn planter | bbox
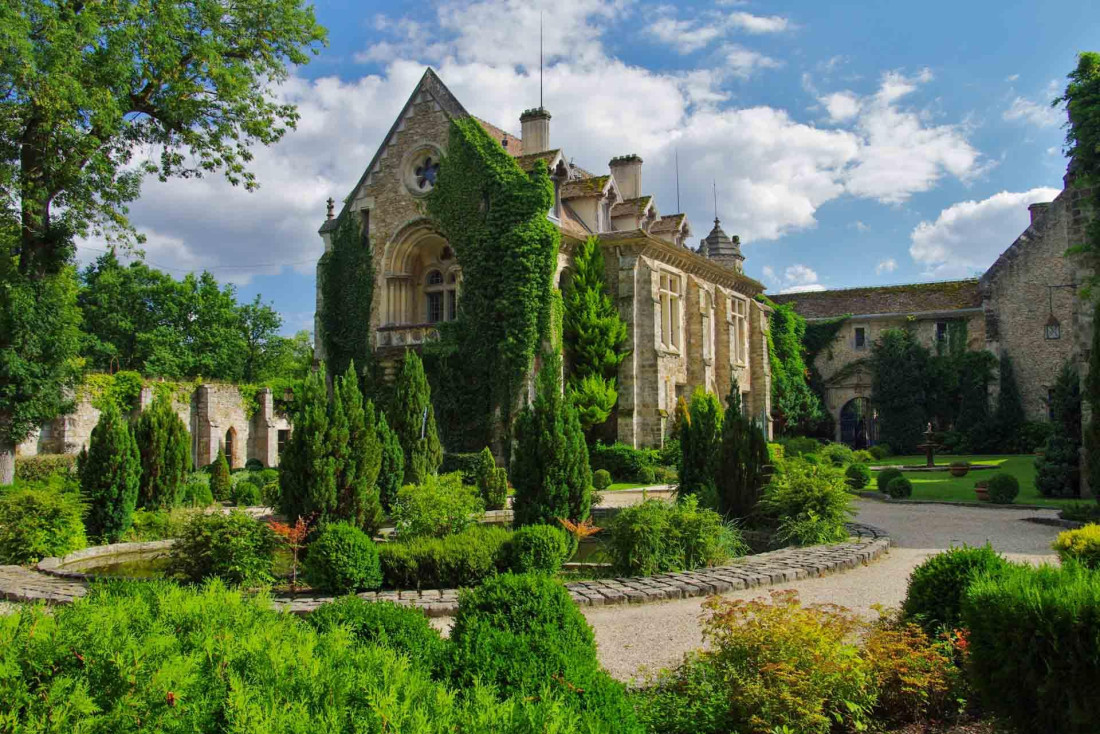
[974,480,990,502]
[949,462,970,478]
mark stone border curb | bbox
[37,540,175,580]
[2,524,893,618]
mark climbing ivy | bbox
[758,296,827,437]
[319,214,374,385]
[425,117,559,451]
[1057,52,1100,296]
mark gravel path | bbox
[585,499,1063,681]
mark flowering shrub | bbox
[1052,523,1100,569]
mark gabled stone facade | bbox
[315,68,773,448]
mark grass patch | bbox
[870,455,1082,508]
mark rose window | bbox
[414,156,439,190]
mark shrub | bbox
[852,449,874,463]
[589,442,660,482]
[167,510,278,586]
[777,436,819,458]
[767,442,785,462]
[876,467,903,492]
[392,472,484,539]
[801,452,821,465]
[441,451,483,484]
[885,476,913,499]
[307,597,446,673]
[902,544,1009,635]
[447,573,641,731]
[653,465,677,484]
[638,465,656,485]
[244,457,264,472]
[210,446,232,500]
[868,443,891,460]
[179,473,214,507]
[302,522,382,594]
[759,459,852,546]
[844,463,871,490]
[662,591,874,734]
[133,394,191,510]
[1052,524,1100,569]
[119,508,196,542]
[0,489,86,564]
[678,389,723,497]
[474,448,507,510]
[14,454,77,483]
[987,472,1019,504]
[607,496,744,576]
[1061,502,1100,523]
[592,468,612,490]
[81,400,141,542]
[232,479,262,507]
[962,563,1100,734]
[819,442,854,467]
[378,525,512,589]
[507,524,571,574]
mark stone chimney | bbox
[1028,202,1051,225]
[609,154,643,200]
[520,107,551,154]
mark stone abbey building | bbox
[315,69,773,448]
[773,172,1094,447]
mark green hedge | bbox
[378,525,512,589]
[903,545,1009,635]
[0,488,86,564]
[607,497,745,576]
[963,563,1100,734]
[507,524,571,575]
[876,467,903,492]
[307,596,446,674]
[589,442,661,482]
[302,522,382,594]
[13,454,77,483]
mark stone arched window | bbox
[425,269,459,324]
[224,427,237,469]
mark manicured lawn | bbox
[605,482,666,491]
[869,454,1086,508]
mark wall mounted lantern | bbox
[1045,284,1078,340]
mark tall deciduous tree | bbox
[239,294,285,383]
[512,351,593,526]
[390,351,442,484]
[0,0,325,483]
[133,393,191,509]
[81,400,141,541]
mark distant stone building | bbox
[773,173,1092,447]
[315,69,773,447]
[18,382,291,469]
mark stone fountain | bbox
[916,423,939,468]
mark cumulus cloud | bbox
[820,91,861,122]
[875,258,897,274]
[86,0,987,286]
[765,263,825,293]
[727,11,790,33]
[1003,95,1062,129]
[646,7,789,57]
[724,44,783,79]
[909,187,1062,278]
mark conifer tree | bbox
[81,400,141,541]
[390,351,442,484]
[1035,362,1082,498]
[210,446,232,501]
[512,351,593,526]
[562,236,628,434]
[376,412,404,512]
[279,366,335,522]
[993,354,1026,450]
[715,379,769,518]
[133,393,191,509]
[678,388,724,501]
[332,363,384,533]
[1085,301,1100,501]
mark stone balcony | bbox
[376,322,441,348]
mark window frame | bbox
[854,325,867,350]
[729,295,749,365]
[659,271,682,351]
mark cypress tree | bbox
[1035,362,1082,498]
[391,351,442,484]
[81,400,141,541]
[715,379,769,519]
[678,388,723,501]
[133,393,191,509]
[1085,300,1100,501]
[279,366,335,522]
[333,363,384,533]
[376,411,404,512]
[512,351,593,526]
[210,446,231,500]
[993,353,1026,451]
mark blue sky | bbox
[81,0,1100,333]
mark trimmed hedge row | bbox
[589,442,661,483]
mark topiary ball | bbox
[885,476,913,499]
[638,466,657,485]
[508,524,571,574]
[877,467,904,492]
[987,473,1019,504]
[307,596,447,673]
[302,522,382,594]
[845,463,872,490]
[593,469,612,491]
[903,544,1009,634]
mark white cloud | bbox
[820,91,861,122]
[647,17,724,54]
[851,220,869,232]
[84,0,987,285]
[767,263,825,293]
[724,44,782,78]
[1005,73,1020,82]
[909,187,1062,278]
[1003,95,1061,129]
[875,258,897,274]
[727,11,790,33]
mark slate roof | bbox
[611,196,653,218]
[515,149,563,172]
[700,218,742,260]
[651,213,687,232]
[561,174,612,199]
[770,279,983,319]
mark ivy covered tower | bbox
[700,217,745,274]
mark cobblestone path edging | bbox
[1,523,891,616]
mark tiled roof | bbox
[652,213,687,232]
[474,117,523,157]
[515,149,562,171]
[770,279,983,319]
[611,196,653,218]
[561,175,612,199]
